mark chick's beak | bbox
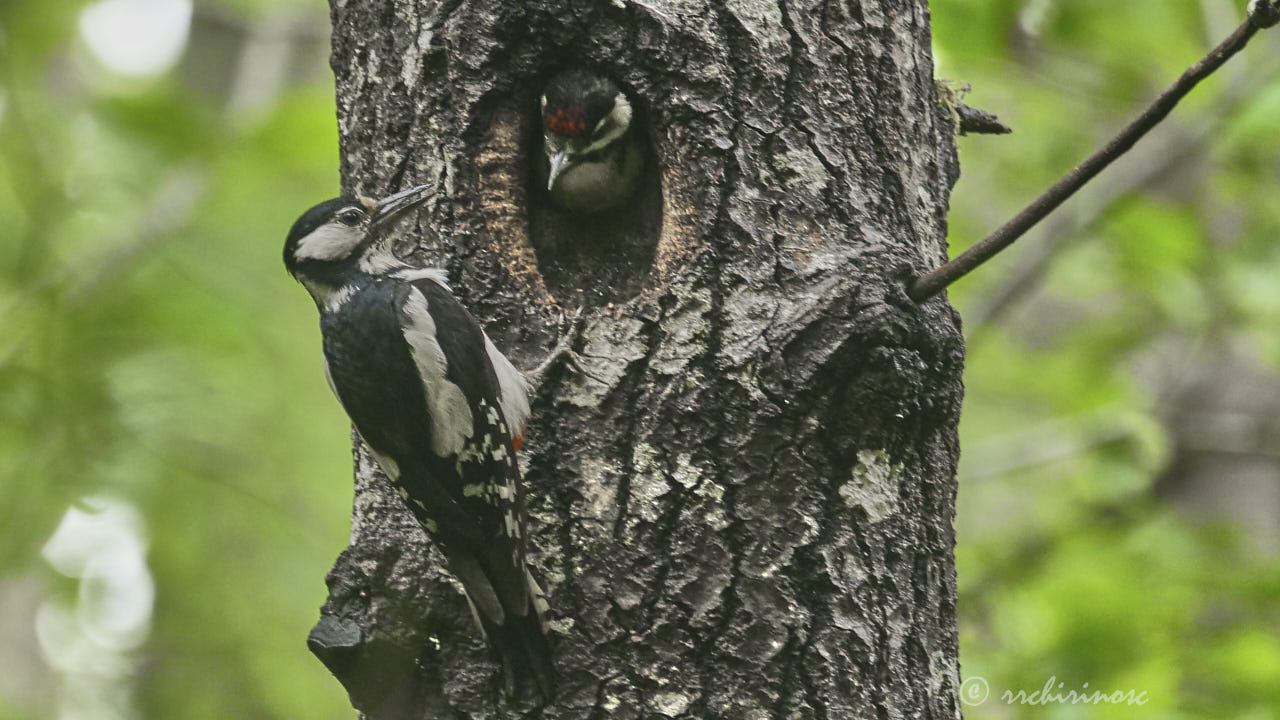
[546,151,573,191]
[372,184,433,228]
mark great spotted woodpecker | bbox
[540,68,645,213]
[283,185,553,699]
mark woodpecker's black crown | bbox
[286,197,359,246]
[542,68,622,138]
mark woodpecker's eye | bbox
[337,209,364,227]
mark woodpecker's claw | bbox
[526,330,584,382]
[524,301,586,387]
[538,343,586,378]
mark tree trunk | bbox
[308,1,966,717]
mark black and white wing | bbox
[392,271,551,697]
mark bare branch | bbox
[909,8,1277,302]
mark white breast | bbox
[549,135,644,213]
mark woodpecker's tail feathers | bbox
[480,594,556,702]
[446,550,555,702]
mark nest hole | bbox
[524,87,664,308]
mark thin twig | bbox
[967,95,1240,335]
[964,132,1203,333]
[965,10,1280,335]
[909,4,1280,302]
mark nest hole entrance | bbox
[526,100,663,308]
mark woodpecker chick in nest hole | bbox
[540,68,644,214]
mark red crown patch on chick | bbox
[545,106,588,138]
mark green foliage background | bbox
[938,1,1280,717]
[1,0,1276,718]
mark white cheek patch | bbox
[599,92,632,134]
[576,128,618,156]
[294,223,363,262]
[400,287,475,458]
[582,93,632,155]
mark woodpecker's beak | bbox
[372,184,433,229]
[546,151,572,191]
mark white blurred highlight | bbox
[40,497,154,720]
[79,0,193,77]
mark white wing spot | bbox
[483,333,531,438]
[401,288,475,457]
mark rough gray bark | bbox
[307,1,965,717]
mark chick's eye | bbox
[337,209,363,226]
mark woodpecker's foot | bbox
[531,340,585,380]
[524,302,586,388]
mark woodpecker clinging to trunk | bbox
[283,184,554,700]
[540,68,645,213]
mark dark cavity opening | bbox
[526,75,663,308]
